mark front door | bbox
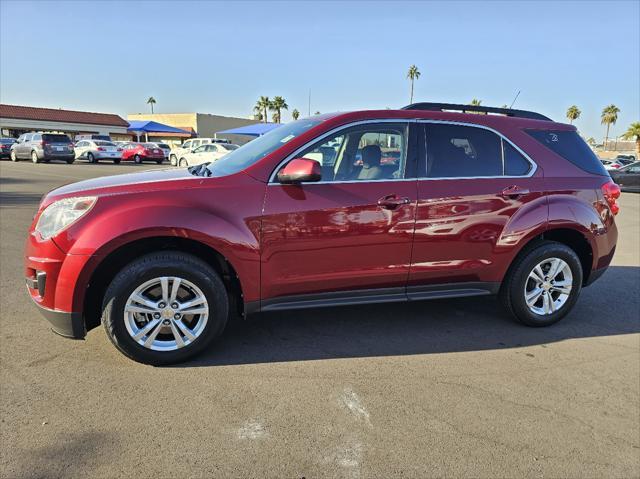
[408,122,546,292]
[261,121,418,303]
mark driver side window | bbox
[293,123,408,183]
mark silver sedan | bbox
[74,140,123,164]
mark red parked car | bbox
[120,142,165,164]
[25,103,619,364]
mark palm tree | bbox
[500,104,509,109]
[292,109,300,121]
[270,96,288,124]
[252,108,263,121]
[621,122,640,158]
[470,98,482,106]
[146,96,156,114]
[406,65,421,104]
[255,96,270,123]
[566,105,581,124]
[601,104,620,150]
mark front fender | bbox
[54,182,265,309]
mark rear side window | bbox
[42,134,70,143]
[425,124,502,178]
[526,129,607,176]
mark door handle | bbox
[501,185,530,198]
[377,195,411,209]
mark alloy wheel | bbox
[124,276,209,352]
[524,257,573,315]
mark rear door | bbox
[408,122,546,293]
[261,121,419,303]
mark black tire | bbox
[179,158,188,167]
[66,158,75,164]
[134,154,142,164]
[31,151,40,164]
[10,150,18,162]
[101,251,229,365]
[156,158,164,165]
[87,153,96,163]
[500,241,583,327]
[113,158,121,164]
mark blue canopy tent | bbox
[216,123,281,137]
[127,120,192,141]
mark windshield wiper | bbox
[188,163,213,177]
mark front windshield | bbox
[207,119,322,177]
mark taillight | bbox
[97,147,105,151]
[601,180,621,215]
[117,148,122,152]
[611,164,621,169]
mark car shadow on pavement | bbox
[175,265,640,368]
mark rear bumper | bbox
[32,301,85,339]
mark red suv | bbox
[24,103,619,365]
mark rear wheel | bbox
[10,150,18,162]
[87,153,96,163]
[31,151,40,164]
[500,241,583,327]
[179,158,188,167]
[134,154,142,164]
[101,252,229,365]
[156,158,163,165]
[113,158,121,164]
[66,158,75,164]
[170,154,177,166]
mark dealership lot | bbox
[0,162,638,478]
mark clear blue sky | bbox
[1,0,638,139]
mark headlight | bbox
[35,196,97,240]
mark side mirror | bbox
[277,158,322,184]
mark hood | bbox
[48,168,199,198]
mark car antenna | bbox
[509,90,521,109]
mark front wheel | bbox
[179,158,188,167]
[101,252,229,365]
[156,158,164,164]
[500,241,583,327]
[113,158,121,164]
[10,150,18,162]
[66,158,75,164]
[134,154,142,164]
[170,154,177,166]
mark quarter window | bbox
[503,141,532,176]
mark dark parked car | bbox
[0,137,16,159]
[610,161,640,192]
[10,132,74,163]
[25,102,619,364]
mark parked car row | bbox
[600,154,636,171]
[2,131,172,164]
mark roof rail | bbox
[401,102,552,121]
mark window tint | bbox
[503,141,531,176]
[526,129,607,176]
[286,123,408,182]
[425,124,502,178]
[182,141,191,149]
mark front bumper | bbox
[31,300,85,339]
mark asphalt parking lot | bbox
[0,161,638,478]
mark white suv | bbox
[169,138,231,166]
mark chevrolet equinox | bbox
[25,103,620,364]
